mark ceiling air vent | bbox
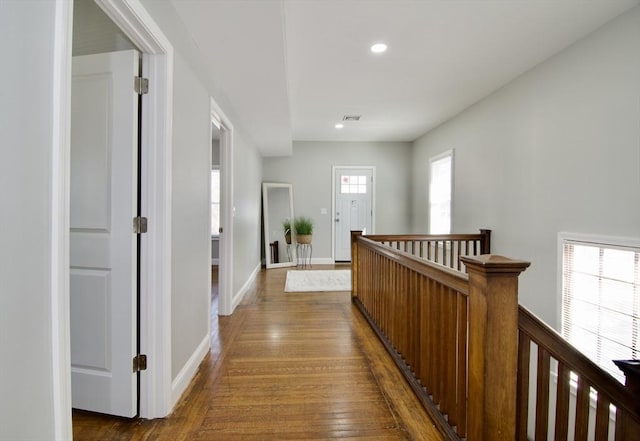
[342,115,361,121]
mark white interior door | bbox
[334,167,374,261]
[70,50,139,417]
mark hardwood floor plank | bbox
[73,266,444,440]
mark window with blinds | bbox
[561,236,640,383]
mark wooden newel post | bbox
[479,229,492,254]
[460,255,530,441]
[351,230,363,300]
[613,360,640,440]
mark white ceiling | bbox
[171,0,638,156]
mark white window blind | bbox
[429,152,452,234]
[211,169,220,236]
[561,239,640,383]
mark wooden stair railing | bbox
[364,229,491,271]
[517,307,640,441]
[351,230,529,440]
[352,230,640,440]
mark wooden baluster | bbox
[427,278,436,398]
[457,240,462,271]
[442,285,456,425]
[418,276,427,389]
[516,332,531,441]
[407,271,416,372]
[594,394,610,441]
[574,377,590,441]
[535,346,551,441]
[461,255,530,441]
[456,292,468,438]
[351,230,363,300]
[414,274,424,377]
[554,363,570,441]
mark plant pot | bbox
[285,232,291,245]
[297,234,312,244]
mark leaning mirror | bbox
[262,183,296,268]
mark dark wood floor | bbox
[72,265,441,440]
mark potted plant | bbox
[294,216,313,244]
[283,220,292,245]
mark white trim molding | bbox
[171,334,210,407]
[211,98,235,316]
[232,263,261,311]
[311,258,336,265]
[61,0,176,420]
[51,1,73,438]
[96,0,175,419]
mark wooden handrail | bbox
[518,306,640,440]
[352,230,639,440]
[363,229,491,271]
[353,235,470,293]
[351,230,527,440]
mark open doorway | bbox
[210,121,221,315]
[211,99,234,317]
[70,0,143,418]
[60,0,175,426]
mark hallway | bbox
[72,266,441,440]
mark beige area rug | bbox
[284,270,351,292]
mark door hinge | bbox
[134,76,149,95]
[219,227,223,234]
[133,216,148,234]
[133,354,147,372]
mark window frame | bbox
[211,167,221,238]
[557,232,640,381]
[428,149,454,235]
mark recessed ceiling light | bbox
[335,123,344,129]
[370,43,387,54]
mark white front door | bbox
[334,167,374,261]
[70,50,139,417]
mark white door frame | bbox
[331,165,376,261]
[52,0,175,435]
[210,99,234,316]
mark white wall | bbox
[0,2,65,439]
[72,0,136,55]
[170,51,211,379]
[212,138,220,262]
[139,0,264,379]
[232,131,263,293]
[263,141,413,260]
[411,7,640,328]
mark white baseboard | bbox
[310,257,335,265]
[231,262,260,312]
[170,333,210,407]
